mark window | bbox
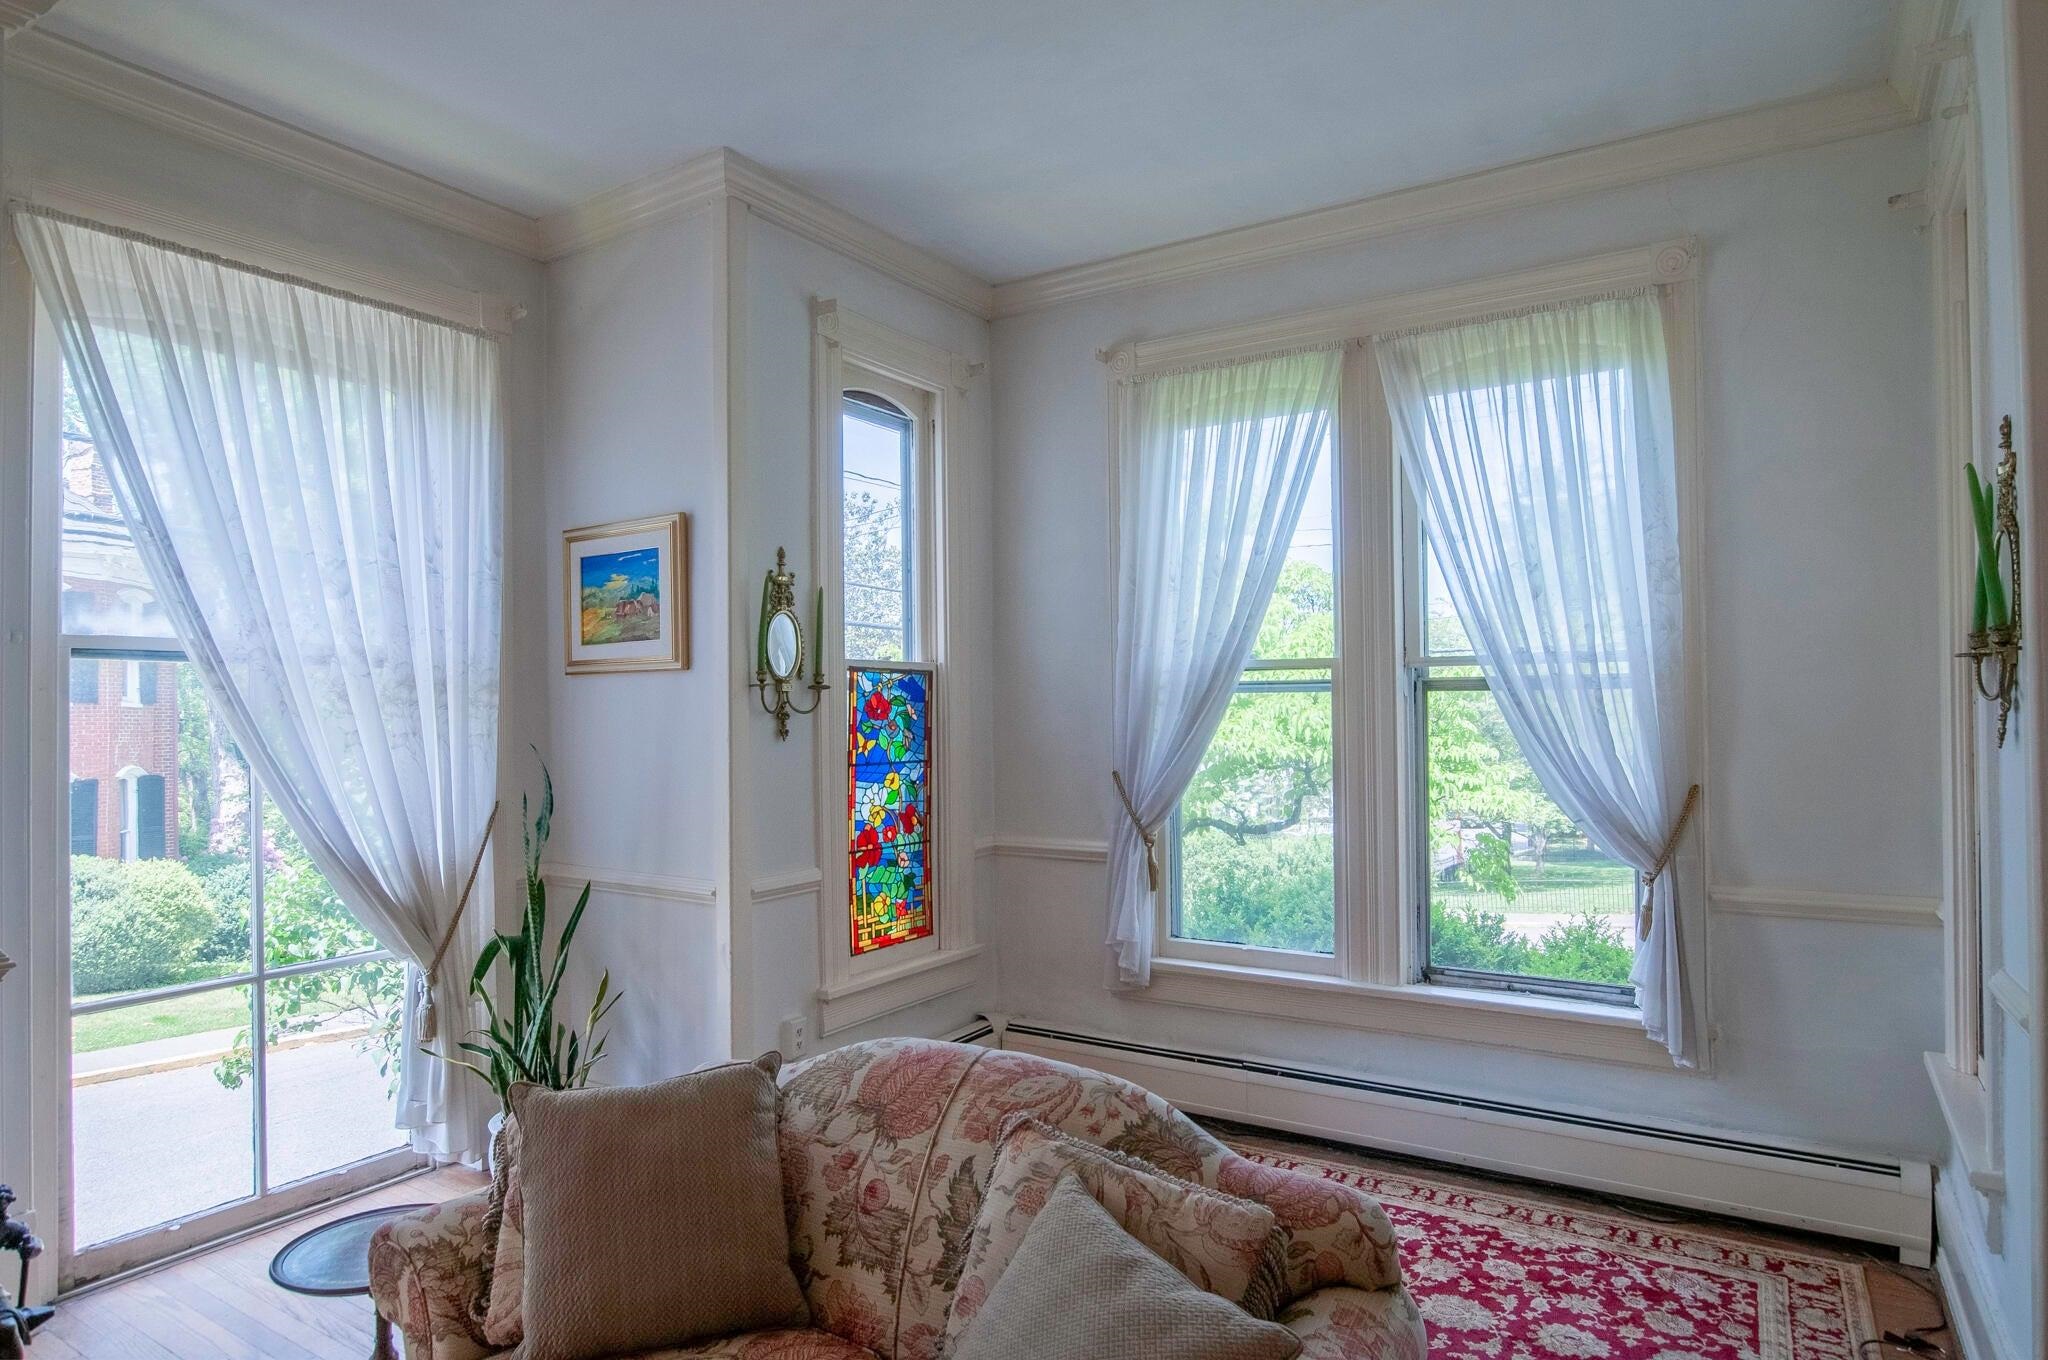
[1171,439,1338,962]
[841,369,937,960]
[1135,248,1699,1048]
[1407,539,1639,1002]
[842,388,917,662]
[56,365,409,1269]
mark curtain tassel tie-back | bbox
[1110,770,1160,892]
[417,802,499,1043]
[1637,783,1701,940]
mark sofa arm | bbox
[368,1190,497,1360]
[1279,1285,1428,1360]
[1216,1154,1405,1299]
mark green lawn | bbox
[1433,849,1636,916]
[72,989,250,1055]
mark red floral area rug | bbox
[1236,1148,1878,1360]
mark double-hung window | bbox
[842,368,937,960]
[1169,441,1339,967]
[1143,246,1699,1055]
[1405,523,1640,1002]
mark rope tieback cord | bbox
[1637,783,1701,939]
[1111,771,1160,892]
[419,802,499,1042]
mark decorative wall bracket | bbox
[753,547,828,740]
[1959,416,2023,746]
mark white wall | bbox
[730,213,996,1055]
[989,126,1945,1158]
[0,73,548,1292]
[541,208,733,1083]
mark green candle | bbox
[756,569,772,673]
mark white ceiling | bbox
[38,0,1899,281]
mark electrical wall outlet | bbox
[778,1012,809,1058]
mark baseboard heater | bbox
[997,1020,1933,1264]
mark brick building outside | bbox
[64,403,181,864]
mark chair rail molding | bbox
[982,835,1111,863]
[540,861,718,907]
[750,868,824,907]
[1708,885,1943,927]
[1987,968,2032,1031]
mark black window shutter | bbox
[70,661,99,704]
[138,663,158,706]
[70,780,98,856]
[135,774,166,859]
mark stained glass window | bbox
[848,665,934,955]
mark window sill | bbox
[819,943,984,1037]
[1142,957,1673,1069]
[1923,1051,2004,1196]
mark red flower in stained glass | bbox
[853,825,882,869]
[899,805,919,836]
[863,689,892,722]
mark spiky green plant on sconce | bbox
[1960,416,2023,746]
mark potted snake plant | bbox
[429,762,621,1167]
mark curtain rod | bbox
[10,199,517,341]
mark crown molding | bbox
[991,83,1914,317]
[2,29,545,257]
[0,1,57,34]
[1888,0,1963,122]
[538,146,997,319]
[533,147,730,259]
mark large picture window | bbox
[57,367,408,1266]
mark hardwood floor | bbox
[1210,1118,1959,1360]
[28,1128,1957,1360]
[31,1167,487,1360]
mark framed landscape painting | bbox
[563,513,688,673]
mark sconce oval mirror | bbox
[765,609,803,682]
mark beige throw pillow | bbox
[951,1174,1302,1360]
[508,1053,808,1360]
[943,1116,1276,1347]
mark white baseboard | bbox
[1002,1023,1933,1263]
[1934,1173,2024,1360]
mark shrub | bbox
[70,856,217,995]
[186,850,252,962]
[1531,910,1635,986]
[1428,901,1534,975]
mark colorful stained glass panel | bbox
[849,665,934,955]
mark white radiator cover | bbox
[997,1022,1933,1265]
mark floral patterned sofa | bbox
[368,1038,1427,1360]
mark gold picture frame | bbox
[563,512,689,673]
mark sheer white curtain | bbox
[1375,291,1702,1065]
[1107,348,1339,985]
[20,209,504,1157]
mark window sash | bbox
[1410,670,1638,1005]
[1165,665,1340,973]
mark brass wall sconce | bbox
[753,547,828,739]
[1960,416,2023,746]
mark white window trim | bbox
[1923,77,2005,1209]
[121,659,143,707]
[1103,239,1709,1069]
[812,300,979,1034]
